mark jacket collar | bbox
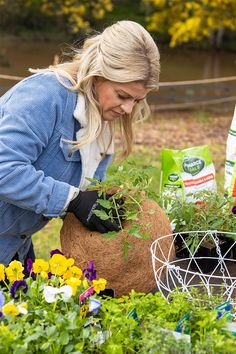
[73,94,114,154]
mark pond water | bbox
[0,38,235,109]
[0,38,236,80]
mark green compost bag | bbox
[160,145,217,203]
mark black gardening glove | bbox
[67,190,121,233]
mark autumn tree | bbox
[41,0,113,33]
[0,0,113,34]
[143,0,236,48]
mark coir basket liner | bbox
[60,198,174,297]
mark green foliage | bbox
[144,0,236,48]
[87,160,159,259]
[164,190,236,252]
[2,286,236,353]
[98,289,236,353]
[166,190,236,234]
[0,0,112,35]
[102,0,146,27]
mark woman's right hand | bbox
[67,190,121,233]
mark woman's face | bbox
[94,78,150,121]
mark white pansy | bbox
[89,298,101,315]
[17,304,28,315]
[43,285,73,303]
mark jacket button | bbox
[20,235,26,239]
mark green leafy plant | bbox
[163,190,236,253]
[98,289,236,354]
[1,261,236,354]
[87,161,159,259]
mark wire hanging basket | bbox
[151,230,236,301]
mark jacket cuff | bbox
[43,181,71,217]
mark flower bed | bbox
[0,250,107,353]
[1,250,236,353]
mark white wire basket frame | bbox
[151,230,236,301]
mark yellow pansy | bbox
[40,271,48,279]
[66,258,74,268]
[33,259,49,274]
[5,260,24,282]
[2,303,20,316]
[49,254,68,276]
[63,266,82,280]
[0,264,5,282]
[92,278,107,294]
[82,278,88,289]
[65,277,82,295]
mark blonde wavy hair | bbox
[35,20,160,157]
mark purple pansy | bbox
[50,249,64,257]
[26,258,36,280]
[83,260,96,281]
[10,280,28,299]
[232,206,236,214]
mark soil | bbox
[130,111,232,148]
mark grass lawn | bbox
[32,109,233,259]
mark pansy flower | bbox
[2,302,20,316]
[26,258,36,280]
[43,285,73,303]
[89,298,101,315]
[17,302,28,315]
[92,278,107,294]
[50,249,64,257]
[49,254,69,276]
[10,280,28,299]
[40,271,49,279]
[65,277,82,295]
[5,260,24,282]
[33,259,49,274]
[63,266,83,280]
[83,260,96,281]
[82,278,89,289]
[0,264,5,282]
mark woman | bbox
[0,20,160,265]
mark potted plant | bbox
[60,161,174,297]
[164,191,236,273]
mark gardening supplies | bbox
[225,105,236,194]
[168,191,236,263]
[60,197,174,297]
[160,145,217,204]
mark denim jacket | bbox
[0,72,112,265]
